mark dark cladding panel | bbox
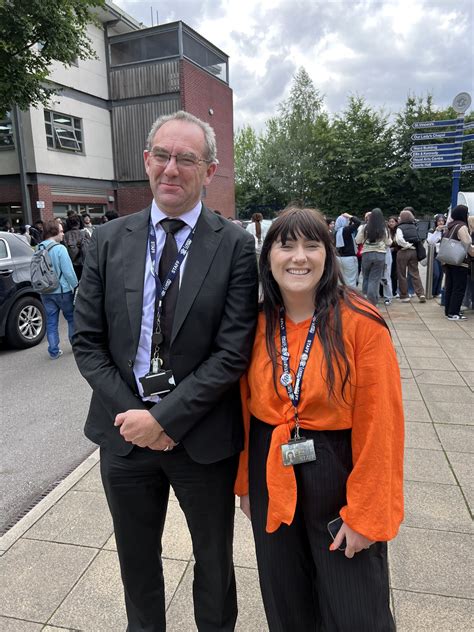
[112,99,180,181]
[109,60,180,100]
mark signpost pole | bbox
[451,116,464,209]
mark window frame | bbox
[44,110,84,154]
[0,113,15,150]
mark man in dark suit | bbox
[73,111,258,631]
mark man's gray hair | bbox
[146,110,218,163]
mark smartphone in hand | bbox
[327,516,346,551]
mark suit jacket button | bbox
[128,360,134,368]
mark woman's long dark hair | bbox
[260,206,388,402]
[252,212,263,241]
[364,207,387,243]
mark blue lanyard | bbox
[279,307,318,435]
[148,222,196,318]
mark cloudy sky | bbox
[114,0,473,131]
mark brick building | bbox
[0,2,235,228]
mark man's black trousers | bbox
[100,444,239,632]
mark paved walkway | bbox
[0,299,473,631]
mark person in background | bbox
[82,213,95,238]
[39,220,78,359]
[236,206,403,632]
[63,214,86,281]
[335,212,361,288]
[105,209,119,221]
[247,212,267,255]
[443,205,474,321]
[395,209,426,303]
[18,225,32,245]
[387,216,399,296]
[355,208,392,306]
[426,214,447,298]
[463,215,474,311]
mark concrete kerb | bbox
[0,448,100,555]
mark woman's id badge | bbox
[281,437,316,467]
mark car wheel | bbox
[6,295,46,349]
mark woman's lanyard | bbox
[147,222,196,373]
[278,306,318,467]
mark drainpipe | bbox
[12,105,32,225]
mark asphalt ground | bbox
[0,319,94,533]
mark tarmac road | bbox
[0,319,95,533]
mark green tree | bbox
[260,67,324,205]
[322,95,395,215]
[0,0,104,117]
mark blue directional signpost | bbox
[410,92,473,208]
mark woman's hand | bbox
[330,521,374,559]
[240,494,251,520]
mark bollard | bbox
[425,243,435,300]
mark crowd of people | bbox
[330,205,474,319]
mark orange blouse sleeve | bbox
[339,322,404,541]
[234,373,251,496]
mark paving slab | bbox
[406,356,456,371]
[412,369,465,386]
[418,384,474,404]
[435,424,474,453]
[401,380,423,401]
[448,356,474,372]
[0,618,42,631]
[49,550,187,630]
[389,526,472,598]
[403,480,473,534]
[400,337,441,348]
[446,451,474,489]
[403,400,432,422]
[165,562,268,632]
[233,508,258,569]
[404,448,456,484]
[23,490,113,548]
[404,422,442,451]
[72,462,103,492]
[392,590,474,632]
[0,539,97,622]
[402,346,448,358]
[425,401,473,424]
[461,371,474,388]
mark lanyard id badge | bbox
[139,222,195,397]
[279,308,318,467]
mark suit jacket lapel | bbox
[122,207,151,354]
[172,207,222,342]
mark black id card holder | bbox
[281,437,316,466]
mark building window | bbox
[0,114,14,148]
[44,110,83,152]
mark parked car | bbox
[0,232,46,348]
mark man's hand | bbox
[330,521,374,559]
[239,494,251,520]
[148,432,177,451]
[114,409,163,447]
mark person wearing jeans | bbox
[38,220,78,358]
[355,208,392,306]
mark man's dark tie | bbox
[158,218,186,369]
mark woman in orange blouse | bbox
[235,206,403,631]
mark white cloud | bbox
[114,0,474,130]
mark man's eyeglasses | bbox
[148,148,213,169]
